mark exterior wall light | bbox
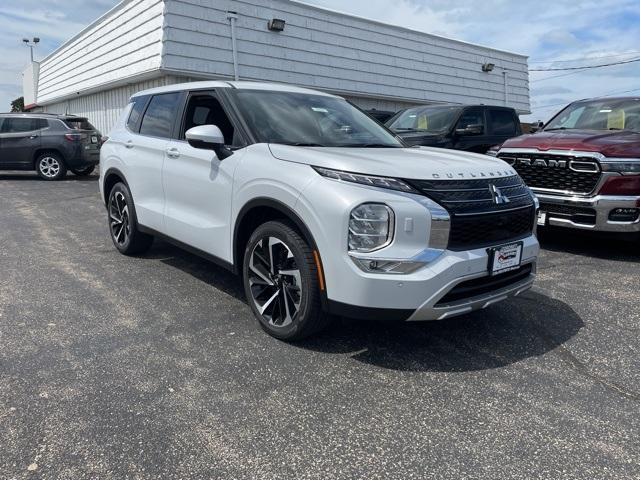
[482,63,495,72]
[268,18,286,32]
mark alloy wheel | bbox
[248,237,302,327]
[39,157,60,178]
[109,191,130,246]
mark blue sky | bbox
[1,0,639,121]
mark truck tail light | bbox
[599,176,640,196]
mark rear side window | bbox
[489,110,518,135]
[127,95,149,132]
[0,117,42,133]
[139,93,181,138]
[63,118,95,130]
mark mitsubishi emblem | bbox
[489,184,510,205]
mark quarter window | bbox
[139,93,181,138]
[488,110,518,135]
[127,95,149,132]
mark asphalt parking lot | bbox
[0,173,638,479]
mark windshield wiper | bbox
[544,127,571,131]
[276,142,325,147]
[340,143,400,148]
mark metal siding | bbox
[37,0,165,105]
[42,76,190,134]
[162,0,530,112]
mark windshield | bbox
[232,90,403,147]
[387,106,461,133]
[545,98,640,132]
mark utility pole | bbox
[22,37,40,62]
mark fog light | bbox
[351,257,425,274]
[608,208,640,222]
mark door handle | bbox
[125,140,134,149]
[166,147,180,159]
[29,135,39,139]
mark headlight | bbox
[348,203,394,252]
[313,166,416,193]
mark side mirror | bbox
[455,123,483,136]
[529,121,545,133]
[185,125,233,159]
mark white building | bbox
[24,0,530,134]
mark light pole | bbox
[22,37,40,62]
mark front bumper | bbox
[325,234,539,322]
[536,192,640,233]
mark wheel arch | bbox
[233,198,319,276]
[102,167,129,206]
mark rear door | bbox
[123,92,183,231]
[0,117,44,168]
[487,108,521,148]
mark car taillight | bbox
[64,133,83,142]
[599,176,640,195]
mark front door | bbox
[0,117,44,168]
[162,91,246,262]
[452,108,490,153]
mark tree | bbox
[11,97,24,112]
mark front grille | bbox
[539,202,597,225]
[435,264,533,306]
[498,153,601,195]
[448,206,535,251]
[408,175,536,251]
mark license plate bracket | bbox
[488,241,523,276]
[537,210,547,226]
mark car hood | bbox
[500,129,640,157]
[268,145,515,180]
[392,131,446,146]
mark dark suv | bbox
[386,104,522,154]
[0,113,101,180]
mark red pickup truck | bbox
[490,97,640,235]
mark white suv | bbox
[100,81,539,340]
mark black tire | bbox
[107,182,154,255]
[36,152,67,181]
[243,220,330,341]
[71,165,95,176]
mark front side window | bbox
[488,109,517,135]
[546,98,640,132]
[0,117,41,133]
[181,94,242,147]
[139,93,181,138]
[456,109,485,132]
[387,106,461,133]
[231,90,402,148]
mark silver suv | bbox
[100,81,539,340]
[0,113,101,180]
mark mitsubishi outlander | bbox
[100,81,539,340]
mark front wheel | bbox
[71,165,95,176]
[107,182,154,255]
[243,221,330,341]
